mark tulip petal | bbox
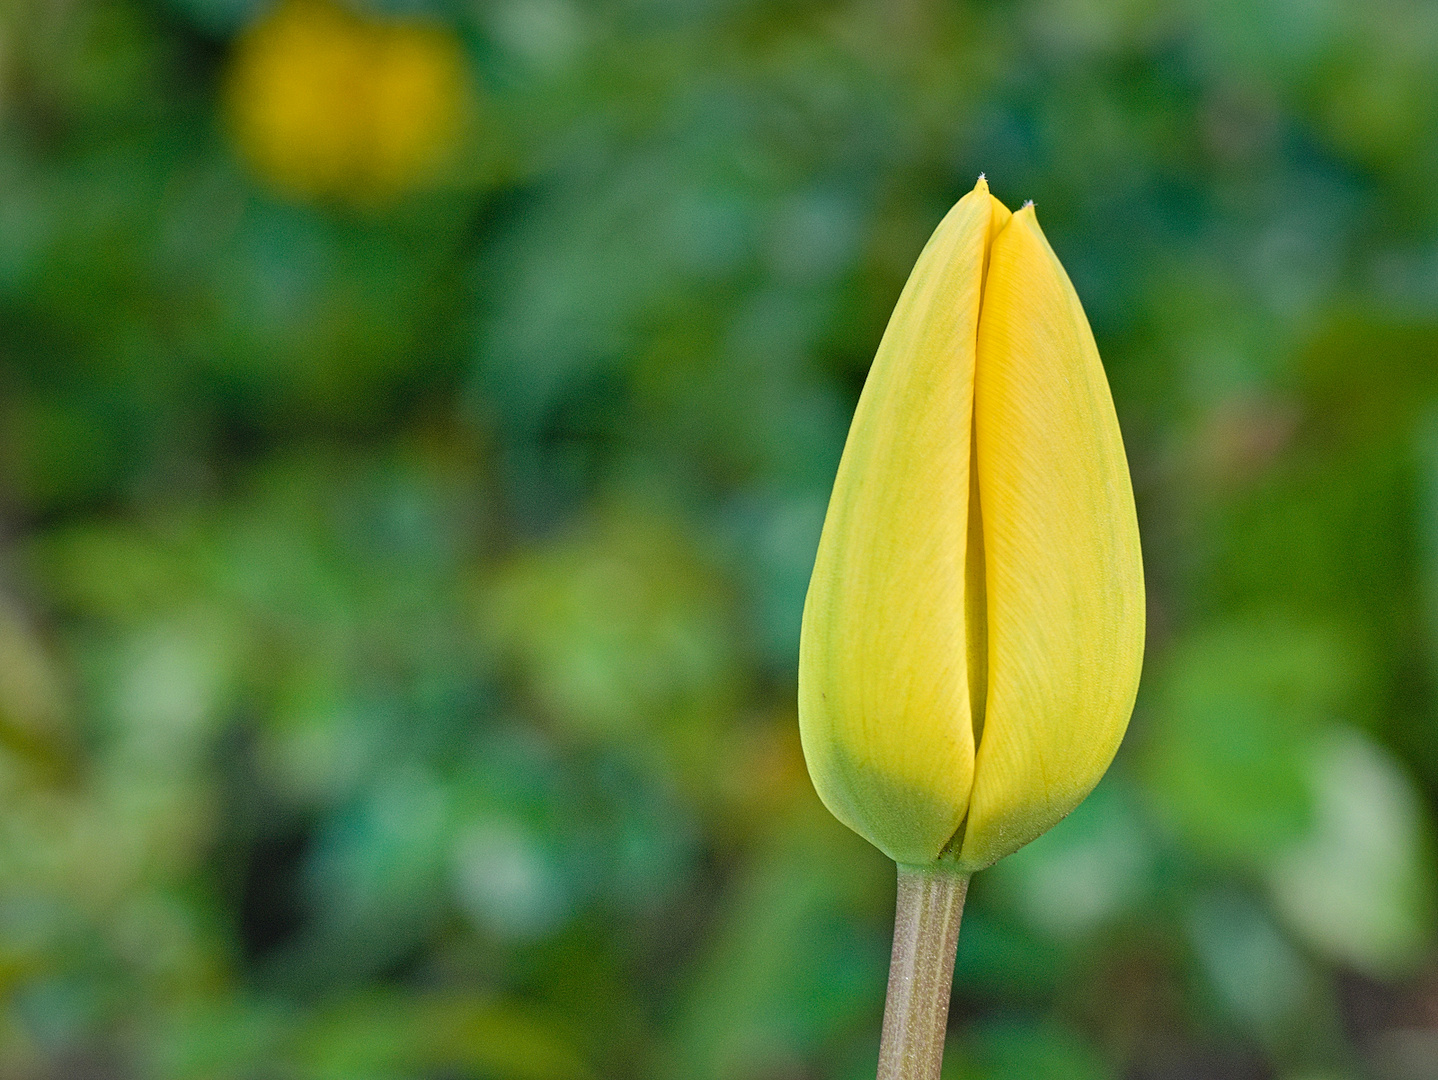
[799,180,1003,866]
[958,204,1145,871]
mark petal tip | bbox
[1009,200,1041,236]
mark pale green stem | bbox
[876,864,970,1080]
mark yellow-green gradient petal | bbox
[958,204,1145,871]
[799,180,1001,866]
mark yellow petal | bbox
[957,204,1145,871]
[798,179,1005,866]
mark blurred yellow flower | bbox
[798,177,1145,871]
[225,0,468,201]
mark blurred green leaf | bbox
[664,794,890,1080]
[1266,726,1436,978]
[944,1019,1112,1080]
[481,509,739,753]
[291,993,592,1080]
[985,778,1155,941]
[1140,616,1359,863]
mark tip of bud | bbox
[1022,199,1035,209]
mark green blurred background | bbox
[2,0,1437,1077]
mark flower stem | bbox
[876,864,969,1080]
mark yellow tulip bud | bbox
[798,177,1144,871]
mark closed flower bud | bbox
[799,177,1144,871]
